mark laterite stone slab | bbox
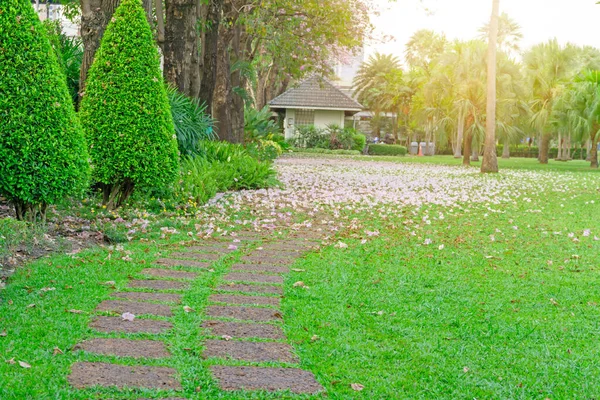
[90,316,172,334]
[223,273,284,284]
[209,294,281,307]
[74,338,170,358]
[203,340,298,363]
[230,264,288,274]
[217,283,283,295]
[210,365,323,394]
[96,300,172,317]
[240,256,293,265]
[206,305,283,322]
[169,252,222,261]
[202,320,285,340]
[141,268,197,280]
[68,362,181,390]
[111,292,182,304]
[155,258,211,268]
[128,280,189,291]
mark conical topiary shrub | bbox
[0,0,90,222]
[79,0,179,209]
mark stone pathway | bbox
[67,229,327,397]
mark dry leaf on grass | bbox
[18,361,31,369]
[53,347,63,356]
[0,330,7,337]
[350,383,364,391]
[67,309,83,314]
[291,269,306,272]
[221,335,233,341]
[121,312,135,321]
[5,358,15,365]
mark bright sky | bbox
[368,0,600,63]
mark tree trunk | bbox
[539,133,551,164]
[590,127,599,169]
[454,111,464,158]
[586,139,592,161]
[213,25,236,142]
[198,0,223,111]
[463,131,472,166]
[79,0,120,106]
[142,0,152,25]
[163,0,199,96]
[471,146,479,162]
[501,137,510,158]
[481,0,500,173]
[556,132,563,160]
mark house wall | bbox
[284,109,346,140]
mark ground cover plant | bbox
[1,154,599,398]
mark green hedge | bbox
[352,134,367,152]
[79,0,178,209]
[368,144,407,156]
[0,0,89,221]
[291,147,361,155]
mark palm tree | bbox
[481,0,500,173]
[353,53,402,138]
[524,39,579,164]
[478,12,523,55]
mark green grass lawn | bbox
[1,155,599,399]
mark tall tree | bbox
[481,0,500,173]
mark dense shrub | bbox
[291,125,330,149]
[368,144,408,156]
[328,125,355,150]
[168,86,215,157]
[177,141,279,206]
[43,20,82,105]
[79,0,178,210]
[0,0,89,222]
[352,133,367,152]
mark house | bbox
[269,76,363,139]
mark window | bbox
[295,109,315,127]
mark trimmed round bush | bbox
[368,144,407,156]
[0,0,89,221]
[79,0,178,209]
[352,134,367,152]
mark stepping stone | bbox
[223,273,283,284]
[217,283,283,295]
[68,362,181,390]
[112,292,182,304]
[209,294,280,307]
[230,264,288,274]
[96,300,172,317]
[155,258,211,268]
[141,268,197,280]
[187,245,236,252]
[251,251,303,258]
[90,316,172,334]
[202,320,285,340]
[128,280,189,291]
[240,256,293,265]
[203,340,297,363]
[206,305,283,322]
[210,365,323,394]
[74,338,170,358]
[169,252,222,261]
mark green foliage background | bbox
[79,0,178,193]
[0,0,89,213]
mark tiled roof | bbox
[269,76,363,111]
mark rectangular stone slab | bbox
[169,252,222,261]
[68,362,181,390]
[216,283,283,295]
[239,256,293,265]
[223,273,284,284]
[209,294,280,307]
[128,280,189,291]
[206,305,282,322]
[230,264,288,274]
[111,292,182,304]
[155,258,211,268]
[210,365,323,394]
[141,268,197,280]
[90,316,172,334]
[202,320,285,340]
[74,338,170,358]
[203,340,297,363]
[96,300,172,317]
